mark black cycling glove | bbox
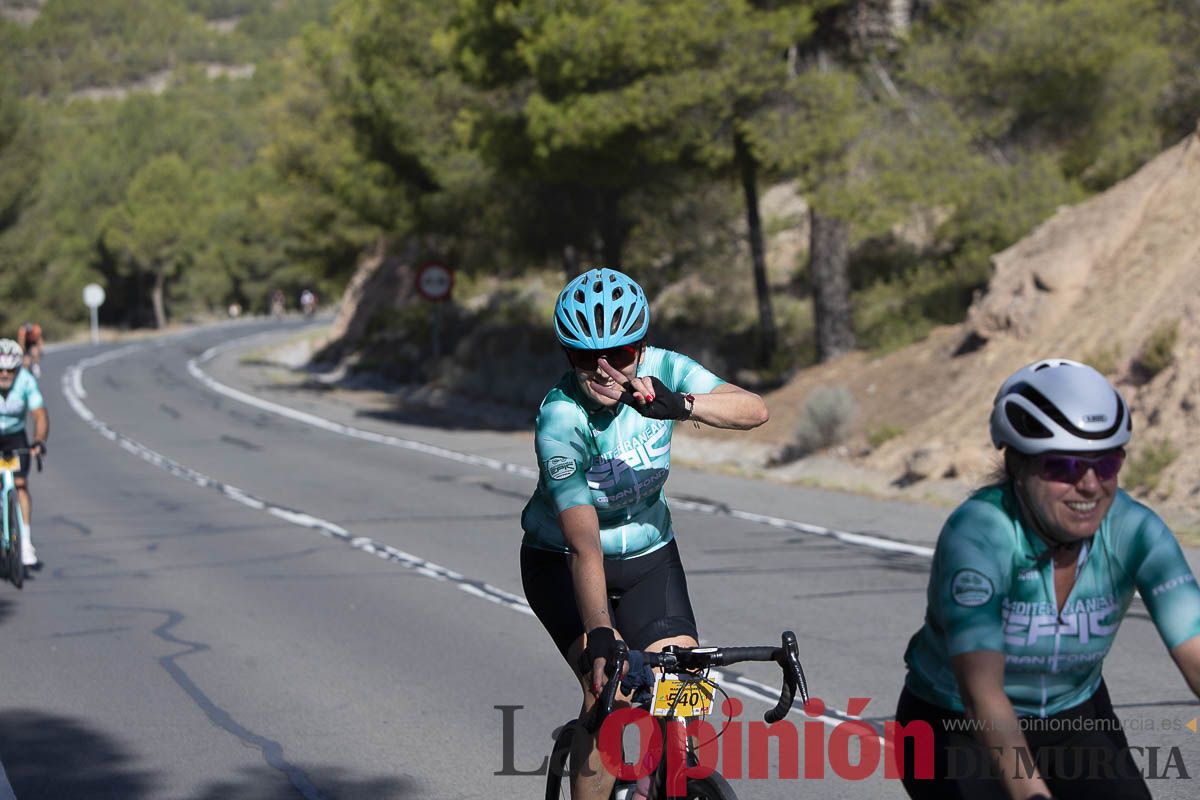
[580,626,619,674]
[617,376,691,421]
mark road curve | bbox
[0,321,1193,799]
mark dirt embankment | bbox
[684,125,1200,530]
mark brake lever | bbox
[764,630,807,723]
[585,641,629,734]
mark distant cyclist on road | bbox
[270,289,286,319]
[16,322,42,378]
[895,358,1200,800]
[0,339,48,568]
[521,267,769,800]
[299,289,317,317]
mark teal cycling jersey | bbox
[905,484,1200,717]
[0,369,43,435]
[521,347,724,559]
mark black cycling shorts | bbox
[894,681,1151,800]
[521,538,698,668]
[0,431,30,480]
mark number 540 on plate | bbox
[650,673,716,717]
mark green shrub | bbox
[1135,321,1178,379]
[868,424,905,449]
[793,385,856,456]
[1123,438,1179,494]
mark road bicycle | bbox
[0,447,40,589]
[545,631,807,799]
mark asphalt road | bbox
[0,320,1196,799]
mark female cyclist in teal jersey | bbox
[521,268,768,800]
[0,338,47,568]
[895,358,1200,800]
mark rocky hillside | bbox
[689,122,1200,523]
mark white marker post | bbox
[82,283,106,345]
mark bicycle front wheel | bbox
[545,720,575,800]
[5,492,21,589]
[683,773,737,800]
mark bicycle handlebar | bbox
[587,631,808,730]
[0,447,43,473]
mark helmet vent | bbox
[612,286,623,301]
[628,308,646,333]
[573,289,585,304]
[592,280,603,293]
[1005,403,1053,438]
[610,307,625,335]
[593,304,605,336]
[575,310,589,335]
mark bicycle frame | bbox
[0,451,27,588]
[0,456,22,551]
[620,711,709,799]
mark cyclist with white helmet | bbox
[0,338,48,568]
[894,359,1200,800]
[521,267,768,800]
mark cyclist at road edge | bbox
[895,358,1200,800]
[0,338,48,568]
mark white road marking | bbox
[61,351,534,619]
[189,333,934,559]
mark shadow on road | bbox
[0,710,156,799]
[0,595,14,625]
[0,710,419,799]
[189,766,418,799]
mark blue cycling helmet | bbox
[553,268,649,349]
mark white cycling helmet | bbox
[990,358,1131,455]
[0,339,22,371]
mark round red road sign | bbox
[415,262,454,302]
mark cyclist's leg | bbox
[893,686,1007,799]
[613,540,699,655]
[14,475,35,566]
[566,635,632,800]
[1031,681,1151,800]
[522,545,624,800]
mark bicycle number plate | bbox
[649,673,716,718]
[0,456,18,472]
